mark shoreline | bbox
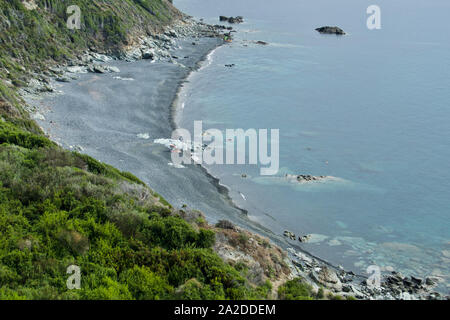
[21,16,445,300]
[159,18,447,300]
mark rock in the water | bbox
[298,234,312,243]
[283,230,296,241]
[425,277,436,286]
[219,16,244,24]
[410,276,423,285]
[90,65,106,73]
[105,66,120,73]
[286,174,328,183]
[315,26,346,35]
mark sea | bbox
[173,0,450,289]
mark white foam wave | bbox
[113,76,135,81]
[137,133,150,139]
[168,162,185,169]
[154,138,206,164]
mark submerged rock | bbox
[215,220,236,230]
[315,26,346,35]
[219,16,244,24]
[286,174,328,183]
[213,24,233,31]
[88,65,105,73]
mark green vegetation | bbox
[0,136,273,299]
[278,278,317,300]
[0,0,179,95]
[0,0,280,300]
[278,278,357,300]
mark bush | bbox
[175,278,219,300]
[278,278,315,300]
[139,216,214,250]
[120,266,173,300]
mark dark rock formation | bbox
[283,230,296,241]
[310,266,343,292]
[298,234,312,243]
[216,220,236,230]
[213,24,233,31]
[286,174,328,183]
[315,26,346,35]
[219,16,244,24]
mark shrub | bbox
[120,266,173,300]
[278,278,315,300]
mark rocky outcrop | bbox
[19,18,226,101]
[288,247,446,300]
[219,16,244,24]
[179,209,291,295]
[311,266,343,292]
[283,230,296,241]
[315,26,346,35]
[298,235,312,243]
[286,174,328,183]
[382,272,443,299]
[283,230,312,243]
[213,24,233,31]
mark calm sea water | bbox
[174,0,450,287]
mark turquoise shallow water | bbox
[174,0,450,288]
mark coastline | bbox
[21,16,445,300]
[155,18,448,299]
[167,42,250,214]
